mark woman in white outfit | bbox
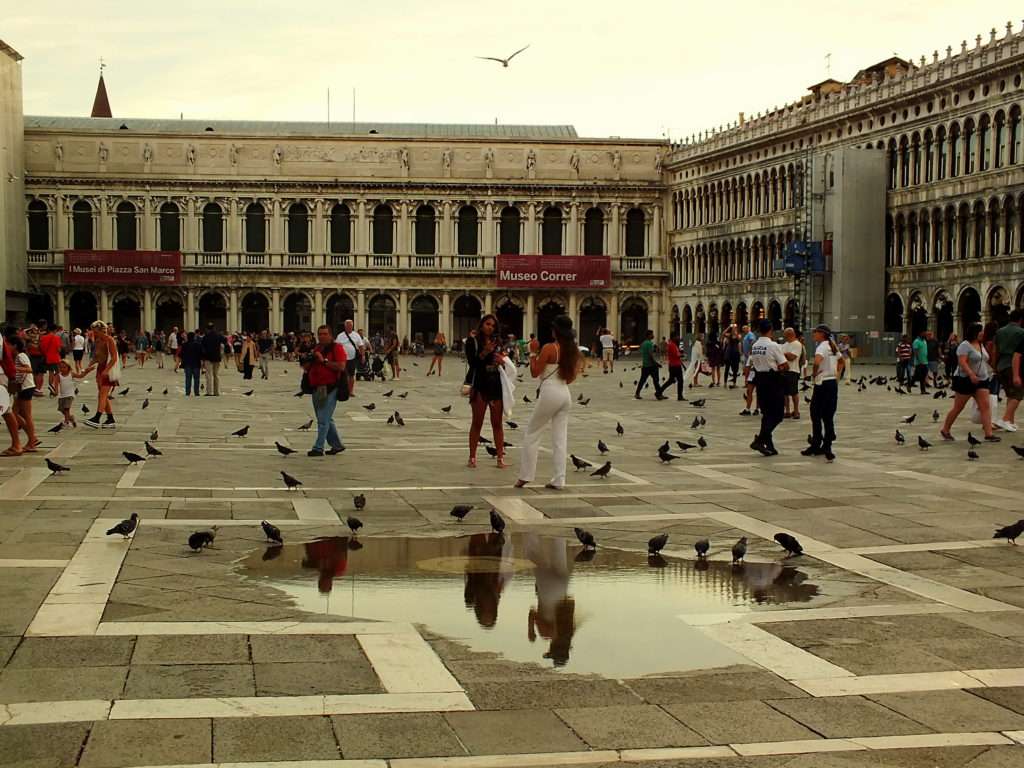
[685,332,704,388]
[515,315,582,490]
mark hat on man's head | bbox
[757,319,773,334]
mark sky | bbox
[5,1,1021,139]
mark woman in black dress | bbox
[465,314,506,468]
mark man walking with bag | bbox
[304,325,347,457]
[201,323,225,396]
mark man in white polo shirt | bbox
[745,320,789,456]
[335,319,365,396]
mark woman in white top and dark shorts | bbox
[803,324,844,462]
[940,322,1001,443]
[515,315,582,490]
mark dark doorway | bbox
[242,293,270,333]
[112,297,141,337]
[155,299,184,333]
[453,295,482,341]
[768,301,782,331]
[410,295,439,345]
[957,288,981,335]
[28,294,54,326]
[199,293,227,331]
[620,299,648,345]
[283,293,312,333]
[496,301,524,340]
[884,294,904,333]
[326,294,354,332]
[579,299,606,348]
[368,294,397,336]
[68,291,98,331]
[536,301,564,345]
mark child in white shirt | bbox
[57,360,94,427]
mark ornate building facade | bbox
[665,23,1024,344]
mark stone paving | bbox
[1,354,1024,767]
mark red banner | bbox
[64,251,181,285]
[495,255,611,290]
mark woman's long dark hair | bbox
[477,313,498,339]
[552,315,581,383]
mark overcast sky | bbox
[6,1,1020,139]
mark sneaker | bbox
[83,414,101,429]
[824,450,836,462]
[753,409,761,416]
[307,449,324,457]
[801,446,821,456]
[750,435,764,451]
[326,445,346,455]
[984,435,1002,443]
[101,415,116,429]
[1004,422,1019,432]
[739,409,751,416]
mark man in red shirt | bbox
[38,321,63,397]
[656,333,686,401]
[304,324,347,456]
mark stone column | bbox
[186,288,196,330]
[356,290,366,332]
[143,288,153,331]
[440,201,453,258]
[185,198,197,254]
[568,292,579,330]
[271,289,281,334]
[649,292,661,338]
[650,205,661,264]
[609,204,621,256]
[398,290,409,340]
[568,202,579,254]
[55,192,67,251]
[397,201,409,258]
[607,293,619,338]
[98,197,112,249]
[270,199,282,255]
[525,293,536,339]
[312,200,325,255]
[525,204,537,253]
[314,289,324,328]
[56,287,67,330]
[226,198,241,253]
[483,202,495,256]
[100,288,110,322]
[356,200,367,256]
[141,197,155,250]
[484,292,493,315]
[441,292,451,342]
[227,289,238,332]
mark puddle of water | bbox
[239,533,823,678]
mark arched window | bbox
[887,140,898,189]
[330,203,351,254]
[202,202,223,253]
[499,206,520,255]
[415,204,435,255]
[898,136,910,187]
[910,133,921,184]
[457,205,478,255]
[978,115,991,172]
[1010,106,1022,165]
[936,126,947,180]
[994,111,1006,169]
[287,202,308,254]
[373,204,393,254]
[625,208,645,258]
[583,207,603,255]
[159,202,180,251]
[116,201,137,250]
[949,122,962,178]
[541,206,562,255]
[923,129,934,182]
[27,200,48,250]
[72,200,93,249]
[245,202,266,253]
[963,119,976,175]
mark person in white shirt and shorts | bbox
[335,320,366,396]
[598,329,615,373]
[802,324,845,462]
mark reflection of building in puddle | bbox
[239,534,824,678]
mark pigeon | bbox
[658,449,680,463]
[590,461,612,478]
[932,409,940,422]
[659,440,670,454]
[676,441,696,451]
[993,519,1024,544]
[46,458,69,474]
[577,393,585,402]
[699,416,707,427]
[383,390,394,397]
[150,429,158,441]
[297,419,313,431]
[967,449,980,461]
[698,436,708,450]
[967,432,981,447]
[231,425,250,437]
[146,386,153,393]
[598,440,609,454]
[478,436,491,445]
[144,441,162,457]
[895,386,906,395]
[362,404,377,412]
[523,395,531,404]
[571,455,593,471]
[123,451,146,465]
[895,429,905,445]
[619,381,623,388]
[243,390,254,397]
[901,414,916,424]
[574,527,597,549]
[1013,445,1024,459]
[47,423,63,433]
[119,387,130,396]
[731,536,748,564]
[353,493,366,511]
[485,445,498,457]
[106,513,139,538]
[918,435,931,451]
[648,533,669,555]
[450,504,473,522]
[690,417,700,429]
[441,405,452,413]
[280,471,302,490]
[395,413,405,427]
[505,421,518,429]
[387,414,395,425]
[294,391,304,397]
[346,516,363,535]
[691,399,706,408]
[162,388,168,396]
[579,398,590,406]
[141,398,149,410]
[774,532,803,557]
[489,509,506,535]
[275,441,296,456]
[616,422,624,436]
[81,404,89,414]
[188,529,216,551]
[694,538,710,558]
[253,520,283,547]
[398,392,408,399]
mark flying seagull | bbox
[476,44,530,68]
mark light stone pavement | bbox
[1,354,1024,768]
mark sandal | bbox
[514,479,528,488]
[496,457,508,469]
[544,483,563,490]
[22,445,38,453]
[1,447,23,457]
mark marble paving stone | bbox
[850,732,1013,750]
[624,665,808,704]
[0,699,111,726]
[0,637,18,668]
[254,662,383,696]
[213,716,341,762]
[331,713,468,759]
[664,700,820,745]
[357,632,463,695]
[131,634,251,665]
[554,704,707,749]
[788,671,982,697]
[868,690,1024,732]
[0,666,127,703]
[123,663,256,699]
[0,722,91,768]
[444,709,588,755]
[462,679,641,710]
[6,636,135,668]
[79,718,212,768]
[970,687,1024,715]
[250,635,368,663]
[766,695,934,738]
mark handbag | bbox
[107,355,122,384]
